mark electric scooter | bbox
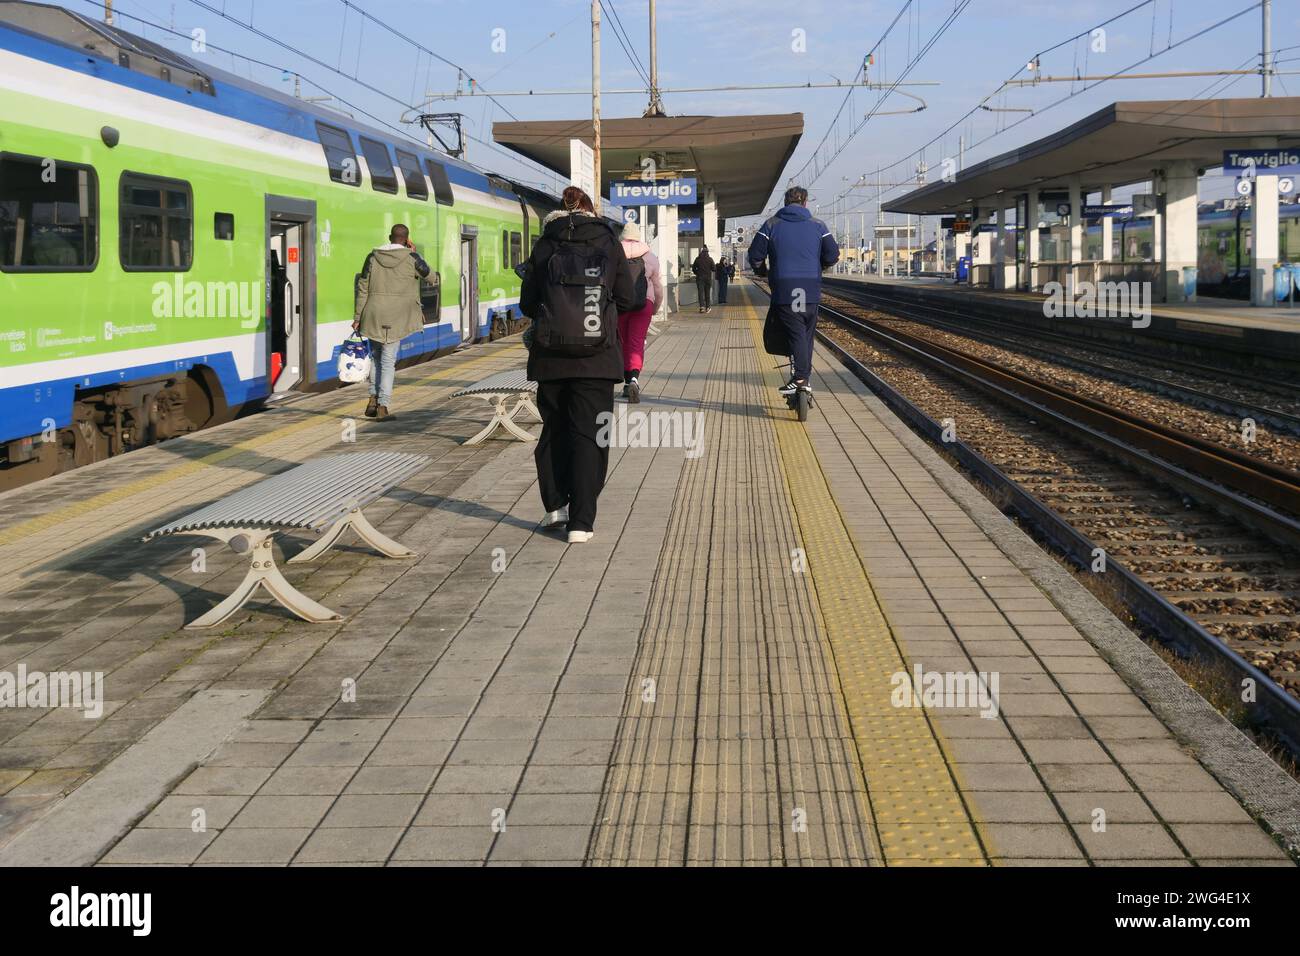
[777,361,813,422]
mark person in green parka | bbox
[352,223,431,420]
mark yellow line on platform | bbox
[0,347,513,549]
[739,287,989,865]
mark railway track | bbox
[822,277,1300,432]
[807,294,1300,750]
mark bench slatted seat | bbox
[144,451,429,629]
[451,368,540,445]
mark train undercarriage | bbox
[0,369,229,491]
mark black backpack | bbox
[625,255,649,311]
[533,236,615,355]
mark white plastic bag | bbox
[337,334,372,383]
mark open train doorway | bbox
[265,196,316,395]
[459,227,478,343]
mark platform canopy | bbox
[492,113,803,218]
[884,96,1300,215]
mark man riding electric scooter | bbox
[748,186,840,415]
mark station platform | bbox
[0,280,1297,867]
[825,274,1300,363]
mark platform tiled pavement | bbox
[0,282,1294,866]
[0,332,575,848]
[84,317,714,867]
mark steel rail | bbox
[823,278,1300,437]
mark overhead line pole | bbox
[1263,0,1273,96]
[646,0,665,116]
[592,0,602,213]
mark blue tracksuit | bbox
[747,204,839,306]
[748,204,839,381]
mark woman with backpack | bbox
[519,186,636,544]
[616,221,663,403]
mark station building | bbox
[885,97,1300,307]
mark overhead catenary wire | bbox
[325,0,521,121]
[601,0,651,90]
[181,0,522,122]
[178,0,562,180]
[831,0,1265,221]
[830,0,1171,215]
[786,0,916,188]
[78,0,556,189]
[781,0,971,208]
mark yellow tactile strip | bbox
[740,292,990,865]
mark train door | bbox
[459,227,478,343]
[265,197,316,394]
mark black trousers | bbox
[773,302,817,381]
[535,378,615,532]
[717,277,729,303]
[696,277,712,309]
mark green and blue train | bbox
[0,0,560,487]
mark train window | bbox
[214,212,234,240]
[510,231,522,269]
[0,154,98,272]
[359,138,398,194]
[316,123,360,187]
[395,149,427,201]
[119,172,193,271]
[423,157,454,206]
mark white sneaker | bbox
[541,506,568,529]
[567,530,594,544]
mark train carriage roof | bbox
[0,0,554,203]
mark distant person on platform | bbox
[692,246,714,313]
[715,256,734,305]
[352,223,430,421]
[747,186,839,397]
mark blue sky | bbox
[57,0,1297,233]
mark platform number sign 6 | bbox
[1235,177,1254,197]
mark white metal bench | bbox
[144,451,429,629]
[451,368,541,445]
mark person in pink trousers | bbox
[616,222,664,403]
